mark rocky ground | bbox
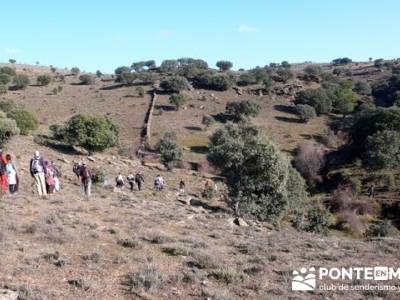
[0,136,399,300]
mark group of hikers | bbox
[0,150,193,198]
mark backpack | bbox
[31,158,43,173]
[81,167,90,180]
[73,163,80,175]
[135,174,143,182]
[154,177,161,186]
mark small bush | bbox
[79,74,95,85]
[122,265,163,293]
[353,81,371,95]
[37,74,52,86]
[13,74,30,89]
[0,118,20,146]
[295,88,332,115]
[91,167,107,184]
[62,114,119,151]
[0,99,16,113]
[295,104,316,123]
[50,124,65,139]
[202,186,216,199]
[209,268,246,284]
[0,85,7,94]
[7,109,38,135]
[96,70,103,77]
[0,74,11,85]
[194,73,232,91]
[160,76,190,93]
[169,93,186,110]
[202,115,214,128]
[71,67,80,75]
[0,66,16,76]
[155,132,182,167]
[136,86,144,97]
[293,143,325,189]
[225,100,260,122]
[118,238,141,249]
[365,220,396,238]
[305,204,330,234]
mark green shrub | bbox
[136,86,145,97]
[225,100,260,122]
[365,220,396,238]
[37,74,52,86]
[202,115,214,128]
[63,114,119,151]
[118,71,137,86]
[50,124,65,139]
[202,186,216,199]
[332,57,352,65]
[0,66,16,77]
[79,74,95,85]
[91,167,107,184]
[295,104,316,123]
[13,74,30,89]
[194,72,233,91]
[295,88,332,115]
[364,130,400,170]
[0,85,7,94]
[208,123,308,225]
[304,65,322,77]
[169,93,186,110]
[353,81,371,95]
[275,67,294,82]
[304,204,330,234]
[216,60,233,71]
[96,70,103,77]
[160,76,190,93]
[0,99,16,113]
[159,60,179,73]
[121,265,163,293]
[0,74,11,85]
[7,109,38,135]
[0,118,20,146]
[70,67,80,75]
[155,132,182,167]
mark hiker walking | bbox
[154,175,164,191]
[73,161,82,183]
[115,173,124,191]
[0,149,7,195]
[30,151,47,197]
[179,180,185,195]
[368,183,375,198]
[5,154,18,194]
[127,173,135,191]
[50,161,61,192]
[135,172,144,191]
[79,162,92,197]
[45,161,57,194]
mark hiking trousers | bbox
[82,179,92,197]
[34,172,47,196]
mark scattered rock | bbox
[0,289,18,300]
[228,217,249,227]
[72,146,89,155]
[87,156,95,162]
[58,158,70,164]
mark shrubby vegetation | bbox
[169,93,186,110]
[37,74,52,86]
[193,72,232,91]
[13,74,30,89]
[155,132,182,167]
[225,100,260,122]
[0,66,16,77]
[295,88,332,115]
[0,117,20,146]
[7,109,38,135]
[58,114,119,151]
[160,76,190,93]
[295,104,316,123]
[207,123,317,227]
[331,57,352,65]
[0,74,11,85]
[70,67,80,75]
[79,74,95,85]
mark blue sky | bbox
[1,0,399,73]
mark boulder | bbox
[0,289,18,300]
[72,146,89,155]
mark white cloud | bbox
[4,48,21,54]
[238,24,260,33]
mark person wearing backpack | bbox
[115,173,124,191]
[72,161,82,183]
[154,175,164,191]
[44,161,56,194]
[29,151,47,197]
[127,173,135,191]
[0,149,7,195]
[135,172,144,191]
[5,154,18,194]
[79,162,92,197]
